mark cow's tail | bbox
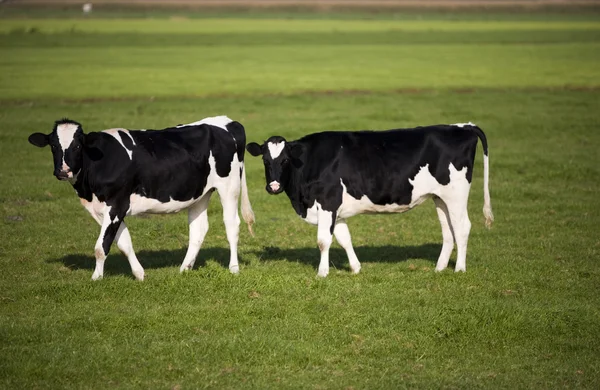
[470,125,494,228]
[240,162,255,236]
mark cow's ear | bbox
[28,133,49,148]
[83,133,104,161]
[289,143,304,159]
[246,142,263,157]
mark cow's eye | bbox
[282,158,290,165]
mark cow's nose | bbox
[55,170,69,180]
[269,181,280,192]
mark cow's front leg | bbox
[316,208,335,278]
[333,219,361,274]
[92,207,124,281]
[115,222,144,281]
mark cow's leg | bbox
[333,219,361,274]
[433,197,455,272]
[219,190,241,274]
[115,222,144,281]
[442,193,471,273]
[180,193,212,272]
[92,208,123,281]
[316,208,335,277]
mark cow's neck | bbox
[71,162,94,202]
[284,165,308,218]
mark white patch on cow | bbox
[57,123,78,151]
[267,141,285,159]
[441,163,470,202]
[303,200,320,225]
[178,115,233,131]
[452,122,476,128]
[129,194,199,215]
[103,128,133,160]
[80,195,106,225]
[57,123,79,172]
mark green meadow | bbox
[1,6,599,389]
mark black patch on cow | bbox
[226,121,247,163]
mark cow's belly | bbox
[128,194,199,215]
[337,165,443,219]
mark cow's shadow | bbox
[49,247,231,278]
[251,243,441,271]
[50,243,441,277]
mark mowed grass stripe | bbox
[4,30,600,48]
[1,43,598,100]
[2,18,600,34]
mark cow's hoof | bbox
[229,265,240,274]
[91,272,103,281]
[316,270,329,278]
[179,264,192,273]
[351,266,361,275]
[133,270,145,281]
[454,268,466,273]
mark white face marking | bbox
[268,141,285,159]
[452,122,476,128]
[102,128,133,160]
[178,115,233,130]
[56,123,79,172]
[57,123,78,151]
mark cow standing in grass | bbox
[247,123,492,277]
[28,116,254,280]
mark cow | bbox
[28,116,254,281]
[246,122,493,277]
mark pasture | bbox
[1,5,600,389]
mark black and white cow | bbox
[247,122,492,277]
[28,116,254,281]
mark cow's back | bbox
[296,126,479,207]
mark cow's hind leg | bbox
[180,193,212,273]
[219,189,241,274]
[440,191,471,273]
[316,208,335,277]
[433,197,455,272]
[115,222,144,281]
[333,219,361,274]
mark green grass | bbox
[1,7,600,389]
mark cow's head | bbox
[28,119,85,181]
[246,136,303,195]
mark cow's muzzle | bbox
[267,181,284,194]
[54,170,72,181]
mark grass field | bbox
[1,6,600,389]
